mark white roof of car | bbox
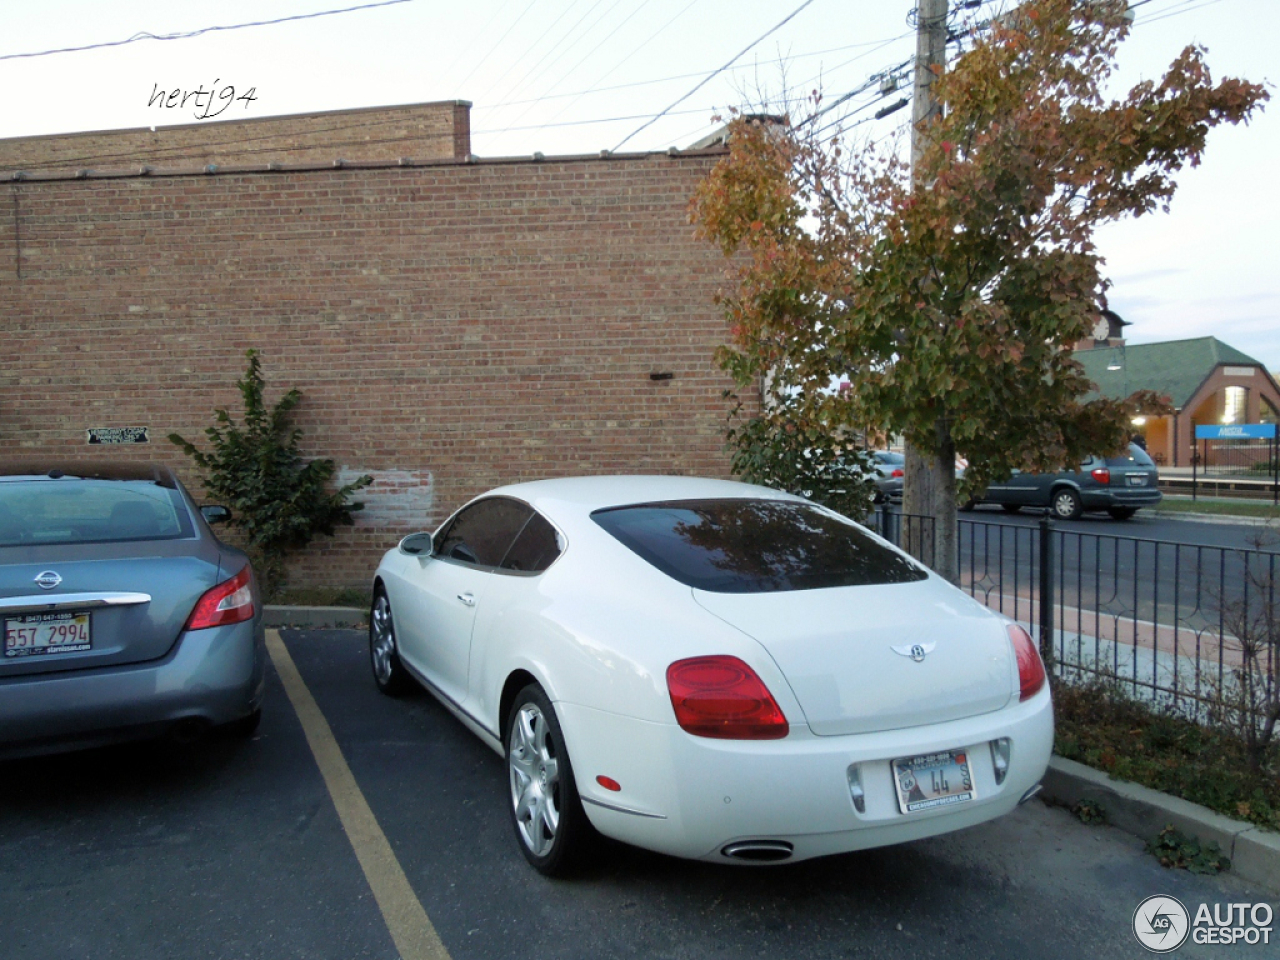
[487,475,796,514]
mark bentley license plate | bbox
[4,612,92,658]
[892,749,976,814]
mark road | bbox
[1,628,1274,960]
[961,504,1277,551]
[942,507,1279,634]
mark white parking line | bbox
[266,630,452,960]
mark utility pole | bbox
[910,0,949,174]
[902,0,959,583]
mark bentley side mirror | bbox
[399,532,435,557]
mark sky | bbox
[2,0,1276,369]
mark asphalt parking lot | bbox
[2,628,1275,960]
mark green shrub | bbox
[170,350,372,598]
[1147,825,1231,875]
[1054,680,1280,833]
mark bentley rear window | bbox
[591,499,926,593]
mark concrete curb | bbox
[1042,756,1280,894]
[262,608,1279,893]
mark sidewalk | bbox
[265,605,1280,893]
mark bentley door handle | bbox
[457,593,477,607]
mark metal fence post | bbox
[878,501,893,545]
[1038,514,1055,668]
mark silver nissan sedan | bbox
[0,462,266,758]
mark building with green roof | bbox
[1075,336,1280,467]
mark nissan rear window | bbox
[591,499,927,593]
[0,479,195,546]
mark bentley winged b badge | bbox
[892,641,936,663]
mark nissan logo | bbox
[34,570,63,590]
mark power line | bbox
[475,0,620,107]
[0,0,415,62]
[488,36,917,110]
[1136,0,1230,26]
[468,0,599,107]
[454,0,542,94]
[501,0,654,121]
[610,0,822,153]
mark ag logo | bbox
[1133,895,1190,953]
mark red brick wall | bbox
[0,101,470,176]
[1,152,745,589]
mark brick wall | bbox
[0,151,747,589]
[0,101,470,176]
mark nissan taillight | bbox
[1008,624,1047,701]
[666,656,789,739]
[186,567,256,630]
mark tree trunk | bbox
[902,420,959,584]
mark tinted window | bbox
[0,478,195,547]
[500,512,563,573]
[435,497,532,567]
[1105,444,1155,468]
[592,499,926,594]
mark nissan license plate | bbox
[4,612,92,658]
[892,749,976,814]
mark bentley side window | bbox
[500,511,562,573]
[434,497,533,568]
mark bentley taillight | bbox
[1008,624,1046,701]
[667,656,788,739]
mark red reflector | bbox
[1008,624,1046,701]
[1091,467,1110,485]
[596,776,622,792]
[186,566,255,631]
[666,656,788,740]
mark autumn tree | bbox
[692,0,1267,581]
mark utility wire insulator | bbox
[875,98,910,120]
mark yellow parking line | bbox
[266,630,452,960]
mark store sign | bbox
[1194,424,1276,440]
[87,427,150,444]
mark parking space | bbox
[2,628,1274,960]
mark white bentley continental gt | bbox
[369,476,1052,875]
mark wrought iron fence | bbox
[870,507,1279,723]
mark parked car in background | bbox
[0,462,266,758]
[870,450,905,502]
[370,475,1052,875]
[963,443,1162,520]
